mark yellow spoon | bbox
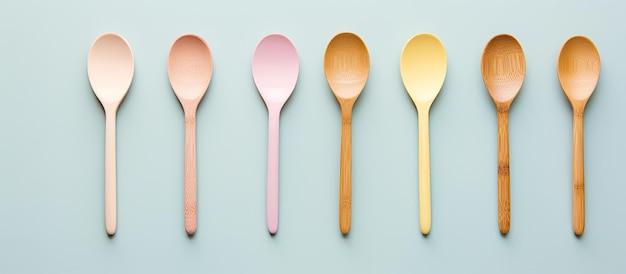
[481,34,526,235]
[557,36,600,236]
[400,34,447,235]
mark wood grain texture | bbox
[323,34,369,99]
[324,32,369,235]
[557,36,600,236]
[480,34,525,235]
[572,111,585,235]
[167,34,212,236]
[339,101,354,234]
[184,107,198,235]
[497,109,510,234]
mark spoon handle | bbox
[339,105,353,235]
[266,109,280,235]
[572,112,585,236]
[417,109,431,235]
[497,110,511,234]
[104,110,117,236]
[184,110,198,235]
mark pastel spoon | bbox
[324,32,370,235]
[557,36,600,236]
[481,34,526,235]
[252,34,299,235]
[400,33,447,235]
[168,34,213,235]
[87,33,134,236]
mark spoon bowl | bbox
[324,32,369,235]
[253,34,299,104]
[252,33,299,234]
[481,34,526,235]
[324,33,369,101]
[400,33,447,235]
[400,34,447,106]
[557,36,600,236]
[482,35,526,104]
[168,35,213,103]
[87,32,134,236]
[167,34,213,235]
[88,33,134,107]
[558,36,600,103]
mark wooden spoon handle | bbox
[497,110,511,234]
[266,109,280,234]
[339,106,353,235]
[104,110,117,236]
[417,109,431,235]
[572,112,585,236]
[184,111,198,235]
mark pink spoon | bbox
[252,34,299,234]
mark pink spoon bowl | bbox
[252,34,299,235]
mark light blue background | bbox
[1,0,624,273]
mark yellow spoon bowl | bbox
[400,34,447,235]
[401,34,447,107]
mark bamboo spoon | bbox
[167,34,213,235]
[557,36,600,236]
[324,32,370,235]
[481,34,526,235]
[87,33,134,236]
[252,34,299,235]
[400,34,447,235]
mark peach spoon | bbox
[87,33,134,236]
[168,34,213,235]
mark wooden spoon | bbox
[400,33,447,235]
[481,34,526,235]
[87,33,134,236]
[252,33,299,235]
[557,36,600,236]
[324,32,370,235]
[167,34,213,235]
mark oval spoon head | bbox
[557,36,600,104]
[400,33,447,107]
[252,34,299,107]
[168,34,213,103]
[87,33,134,108]
[324,32,370,101]
[481,34,526,105]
